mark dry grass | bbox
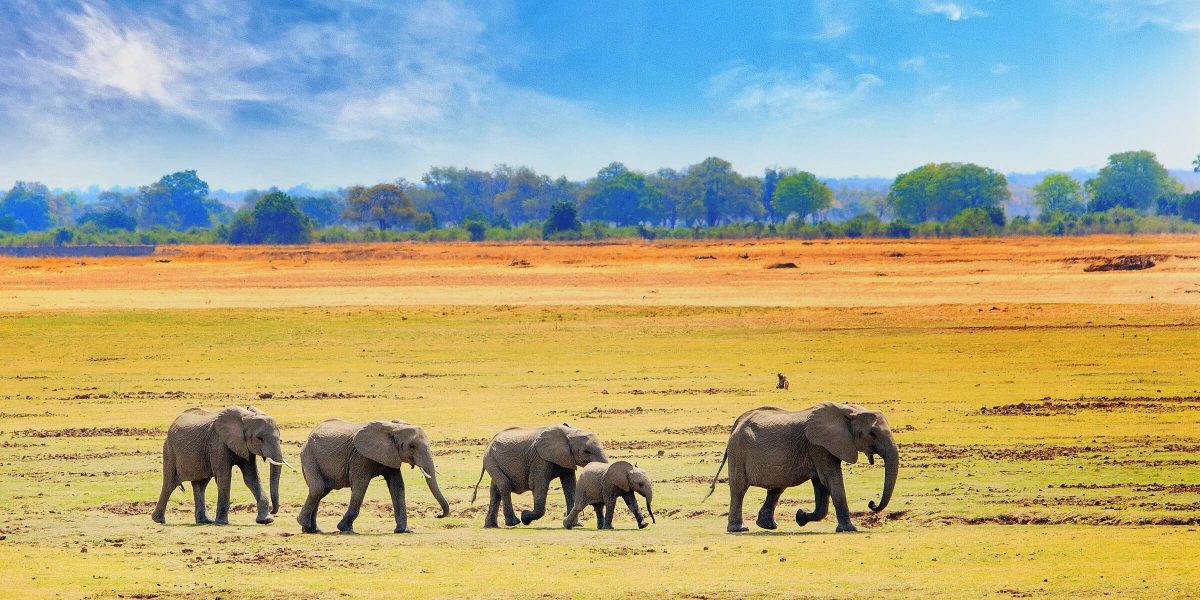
[0,236,1198,598]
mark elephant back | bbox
[573,462,609,506]
[304,420,360,488]
[166,408,220,482]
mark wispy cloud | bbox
[914,1,987,21]
[813,0,857,40]
[899,56,929,73]
[706,63,883,123]
[1081,0,1200,31]
[990,63,1014,75]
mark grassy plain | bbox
[1,237,1199,599]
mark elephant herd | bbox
[152,402,898,534]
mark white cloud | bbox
[915,1,987,21]
[899,56,928,73]
[813,0,856,39]
[1082,0,1200,31]
[990,63,1014,75]
[706,63,883,123]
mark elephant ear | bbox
[603,461,634,492]
[805,402,858,464]
[353,421,405,469]
[216,407,250,460]
[533,425,575,469]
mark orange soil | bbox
[1,236,1198,310]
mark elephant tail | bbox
[702,449,729,503]
[469,465,487,504]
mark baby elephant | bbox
[563,461,655,530]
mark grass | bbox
[1,238,1199,598]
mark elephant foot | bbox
[337,524,355,534]
[835,523,858,533]
[562,519,575,530]
[638,521,649,529]
[727,524,749,533]
[256,516,274,525]
[504,515,521,527]
[151,513,165,524]
[300,526,322,534]
[394,527,412,534]
[756,515,778,530]
[795,509,811,527]
[271,506,279,516]
[483,520,499,529]
[196,516,214,525]
[519,511,538,526]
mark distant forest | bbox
[3,150,1200,245]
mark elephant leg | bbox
[601,494,617,529]
[239,461,272,525]
[822,468,856,532]
[337,477,369,533]
[591,503,604,529]
[152,442,175,524]
[562,500,584,530]
[385,473,410,533]
[561,470,580,528]
[756,488,784,530]
[521,477,550,526]
[192,478,213,524]
[484,482,501,528]
[796,479,830,527]
[213,467,232,525]
[297,486,328,534]
[623,492,648,529]
[501,489,520,527]
[726,469,750,533]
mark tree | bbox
[294,194,344,228]
[1180,191,1200,223]
[761,167,796,223]
[679,157,761,226]
[1032,173,1085,218]
[646,168,687,227]
[887,163,1010,222]
[78,208,137,231]
[136,170,214,230]
[1193,154,1199,173]
[343,183,422,230]
[543,201,581,239]
[771,171,832,223]
[579,162,659,226]
[229,191,313,244]
[1,181,53,231]
[1085,150,1179,212]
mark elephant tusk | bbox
[267,457,294,471]
[417,465,434,480]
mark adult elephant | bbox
[151,406,287,525]
[296,419,449,533]
[705,402,898,533]
[470,424,608,528]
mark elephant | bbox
[563,460,655,530]
[151,406,287,525]
[470,423,608,528]
[704,402,898,533]
[296,419,449,533]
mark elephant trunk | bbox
[645,492,655,524]
[417,449,450,519]
[868,440,899,513]
[261,440,285,514]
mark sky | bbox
[1,0,1198,190]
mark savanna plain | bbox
[1,237,1199,599]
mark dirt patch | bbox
[935,513,1200,526]
[766,262,797,269]
[96,501,157,516]
[652,424,729,435]
[187,546,368,569]
[371,372,457,379]
[0,411,57,418]
[546,406,682,418]
[905,442,1104,461]
[606,439,711,450]
[978,395,1200,416]
[438,436,490,446]
[626,388,744,396]
[12,427,161,438]
[1082,255,1159,272]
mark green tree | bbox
[1032,173,1085,218]
[136,170,214,230]
[1,181,53,231]
[1180,191,1200,223]
[887,163,1010,222]
[580,162,659,226]
[771,171,832,223]
[1193,154,1199,173]
[1085,150,1180,212]
[543,201,582,239]
[679,157,762,226]
[343,183,422,230]
[295,194,344,228]
[78,208,137,231]
[229,191,313,244]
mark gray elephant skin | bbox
[296,419,450,533]
[706,402,898,533]
[470,423,608,527]
[563,460,655,530]
[152,406,286,525]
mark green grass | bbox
[1,305,1199,598]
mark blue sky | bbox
[1,0,1197,189]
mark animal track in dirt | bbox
[651,425,729,435]
[11,427,161,438]
[978,395,1200,416]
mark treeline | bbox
[2,150,1199,245]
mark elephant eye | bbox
[869,431,877,438]
[583,449,591,454]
